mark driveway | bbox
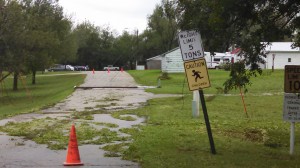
[0,71,163,168]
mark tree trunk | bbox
[13,71,19,91]
[32,70,36,85]
[129,60,134,70]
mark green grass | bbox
[0,72,85,119]
[128,69,284,94]
[123,69,300,168]
[0,69,296,167]
[0,118,127,150]
[119,95,299,168]
[102,142,130,157]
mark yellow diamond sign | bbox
[184,58,211,91]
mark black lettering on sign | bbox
[289,81,300,91]
[288,74,299,79]
[185,61,205,69]
[183,38,196,44]
[184,50,202,59]
[286,67,300,73]
[180,31,198,39]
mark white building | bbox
[161,47,184,73]
[146,55,162,70]
[153,42,300,72]
[265,42,300,69]
[160,47,233,73]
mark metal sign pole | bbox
[178,30,215,154]
[290,122,295,155]
[199,89,216,154]
[284,66,300,155]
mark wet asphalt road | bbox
[0,71,145,168]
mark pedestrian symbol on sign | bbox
[192,70,203,82]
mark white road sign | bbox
[283,93,300,122]
[178,30,204,61]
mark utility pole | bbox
[272,54,275,72]
[210,52,215,68]
[135,29,139,70]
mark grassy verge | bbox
[0,69,296,167]
[0,72,85,119]
[123,70,299,168]
[128,69,284,94]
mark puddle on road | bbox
[93,114,145,130]
[0,113,69,126]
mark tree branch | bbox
[0,72,12,83]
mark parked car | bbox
[206,62,221,69]
[74,65,88,71]
[66,65,75,71]
[48,64,65,71]
[48,64,74,72]
[103,65,119,71]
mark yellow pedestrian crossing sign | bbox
[184,58,211,91]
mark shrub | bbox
[158,72,171,80]
[220,62,231,71]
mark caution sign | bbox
[184,58,211,91]
[285,65,300,93]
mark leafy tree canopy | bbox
[177,0,300,92]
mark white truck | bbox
[205,52,233,69]
[103,65,119,71]
[206,61,221,69]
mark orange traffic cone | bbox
[63,124,83,166]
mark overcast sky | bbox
[58,0,162,35]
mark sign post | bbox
[283,93,300,155]
[199,89,216,154]
[283,65,300,155]
[178,30,216,155]
[290,122,295,155]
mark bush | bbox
[220,62,231,71]
[158,72,171,80]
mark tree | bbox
[73,22,102,70]
[22,0,74,84]
[141,0,179,60]
[0,0,75,88]
[177,0,300,92]
[0,0,27,90]
[114,31,136,69]
[98,26,117,68]
[0,0,7,77]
